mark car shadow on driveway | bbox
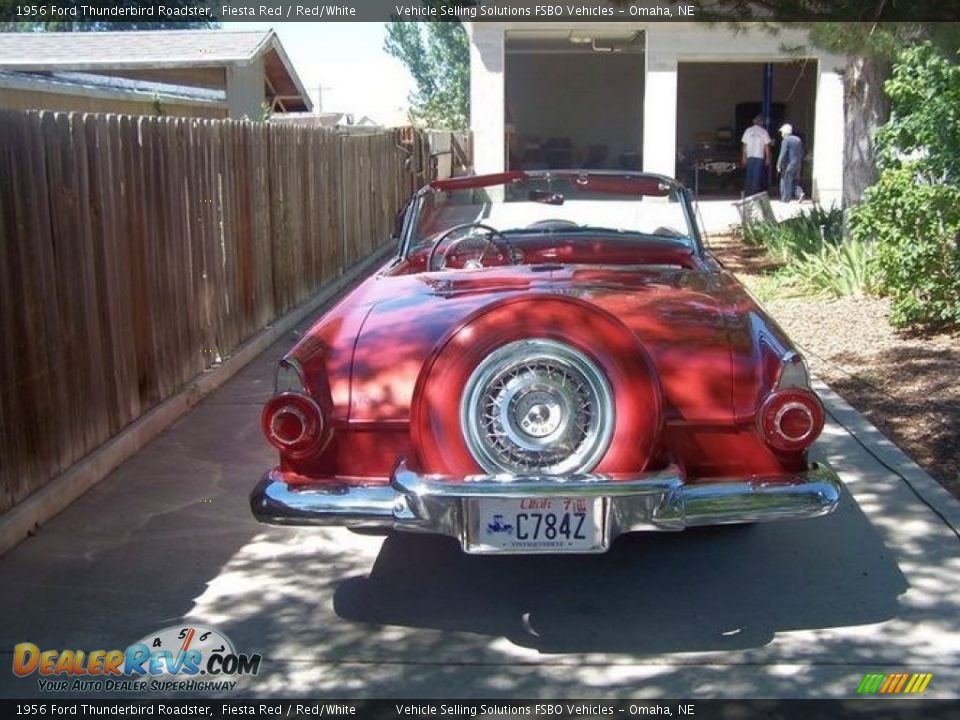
[333,486,906,655]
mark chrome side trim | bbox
[775,349,811,390]
[274,357,306,394]
[250,460,843,552]
[250,474,400,526]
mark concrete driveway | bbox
[2,297,959,700]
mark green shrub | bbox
[849,43,960,332]
[876,44,960,184]
[850,167,960,329]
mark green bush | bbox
[875,45,960,184]
[849,43,960,331]
[850,168,960,329]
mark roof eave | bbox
[0,58,250,72]
[0,73,228,108]
[258,31,313,113]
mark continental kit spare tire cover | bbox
[410,295,663,476]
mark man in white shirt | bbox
[741,115,772,196]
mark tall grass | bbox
[783,237,883,297]
[744,205,881,298]
[744,205,843,261]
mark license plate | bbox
[464,497,606,554]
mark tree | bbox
[660,1,960,206]
[384,20,469,129]
[849,43,960,331]
[0,0,217,30]
[803,21,960,207]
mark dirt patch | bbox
[710,234,960,499]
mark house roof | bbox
[0,29,311,112]
[0,70,226,106]
[0,30,271,68]
[272,112,352,128]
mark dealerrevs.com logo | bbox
[13,625,261,693]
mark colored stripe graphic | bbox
[910,674,933,693]
[857,673,885,694]
[858,673,932,694]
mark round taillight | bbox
[271,407,307,445]
[778,403,814,441]
[758,389,824,452]
[262,393,324,455]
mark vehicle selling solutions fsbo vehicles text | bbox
[393,704,693,716]
[393,4,612,17]
[393,4,694,17]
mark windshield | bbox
[404,172,699,257]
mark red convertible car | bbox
[251,171,841,554]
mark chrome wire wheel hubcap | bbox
[461,339,615,474]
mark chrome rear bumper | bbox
[250,459,842,554]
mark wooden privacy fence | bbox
[0,110,421,515]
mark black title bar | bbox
[2,699,960,720]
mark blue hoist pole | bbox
[762,63,774,192]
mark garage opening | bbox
[676,60,817,198]
[504,30,645,172]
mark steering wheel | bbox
[426,223,517,271]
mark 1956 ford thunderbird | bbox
[250,171,841,554]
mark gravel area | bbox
[711,234,960,499]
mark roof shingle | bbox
[0,30,273,69]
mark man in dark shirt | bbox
[777,123,804,202]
